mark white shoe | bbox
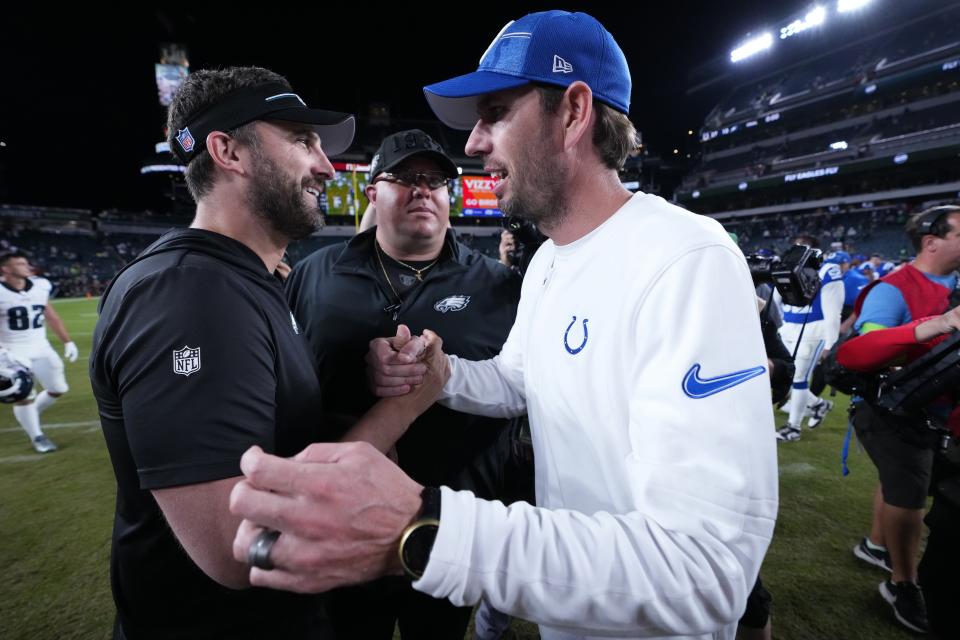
[32,435,57,453]
[776,425,802,442]
[808,399,834,428]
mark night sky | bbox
[2,1,883,212]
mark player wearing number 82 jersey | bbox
[0,251,78,453]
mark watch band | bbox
[398,486,441,580]
[419,485,442,520]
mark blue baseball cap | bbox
[825,250,851,265]
[423,11,631,130]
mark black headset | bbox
[916,205,960,235]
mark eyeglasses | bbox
[374,171,450,190]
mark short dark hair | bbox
[0,251,28,267]
[536,85,638,170]
[906,205,960,252]
[167,66,289,201]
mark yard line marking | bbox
[779,462,817,476]
[0,420,100,434]
[0,454,47,463]
[51,297,100,304]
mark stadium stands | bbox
[1,205,504,298]
[677,4,959,258]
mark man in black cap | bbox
[285,128,524,639]
[90,68,441,639]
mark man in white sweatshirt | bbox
[229,11,778,640]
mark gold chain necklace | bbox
[380,246,439,282]
[375,241,403,305]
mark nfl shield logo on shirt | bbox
[172,346,201,377]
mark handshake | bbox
[228,324,452,593]
[366,324,451,400]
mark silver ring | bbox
[248,529,281,570]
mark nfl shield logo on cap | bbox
[176,127,196,154]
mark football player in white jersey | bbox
[775,238,847,442]
[0,251,79,453]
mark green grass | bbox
[0,298,114,639]
[0,298,917,639]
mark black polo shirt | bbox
[285,227,521,493]
[90,229,329,639]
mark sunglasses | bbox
[374,171,450,190]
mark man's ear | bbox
[365,183,378,205]
[558,81,594,152]
[206,130,248,177]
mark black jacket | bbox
[286,227,521,494]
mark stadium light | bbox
[731,32,774,63]
[140,164,186,175]
[829,140,848,150]
[837,0,871,13]
[781,6,826,39]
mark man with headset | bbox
[847,205,960,634]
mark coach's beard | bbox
[247,152,324,241]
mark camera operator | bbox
[838,309,960,640]
[774,237,846,442]
[498,217,546,276]
[731,246,804,640]
[838,205,960,634]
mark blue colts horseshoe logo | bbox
[563,316,589,354]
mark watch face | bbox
[401,522,440,578]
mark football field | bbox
[0,297,918,639]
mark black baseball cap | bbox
[368,129,458,180]
[171,82,355,164]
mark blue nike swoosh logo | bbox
[681,363,766,399]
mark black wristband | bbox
[398,486,441,580]
[419,485,441,520]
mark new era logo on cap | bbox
[552,55,573,74]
